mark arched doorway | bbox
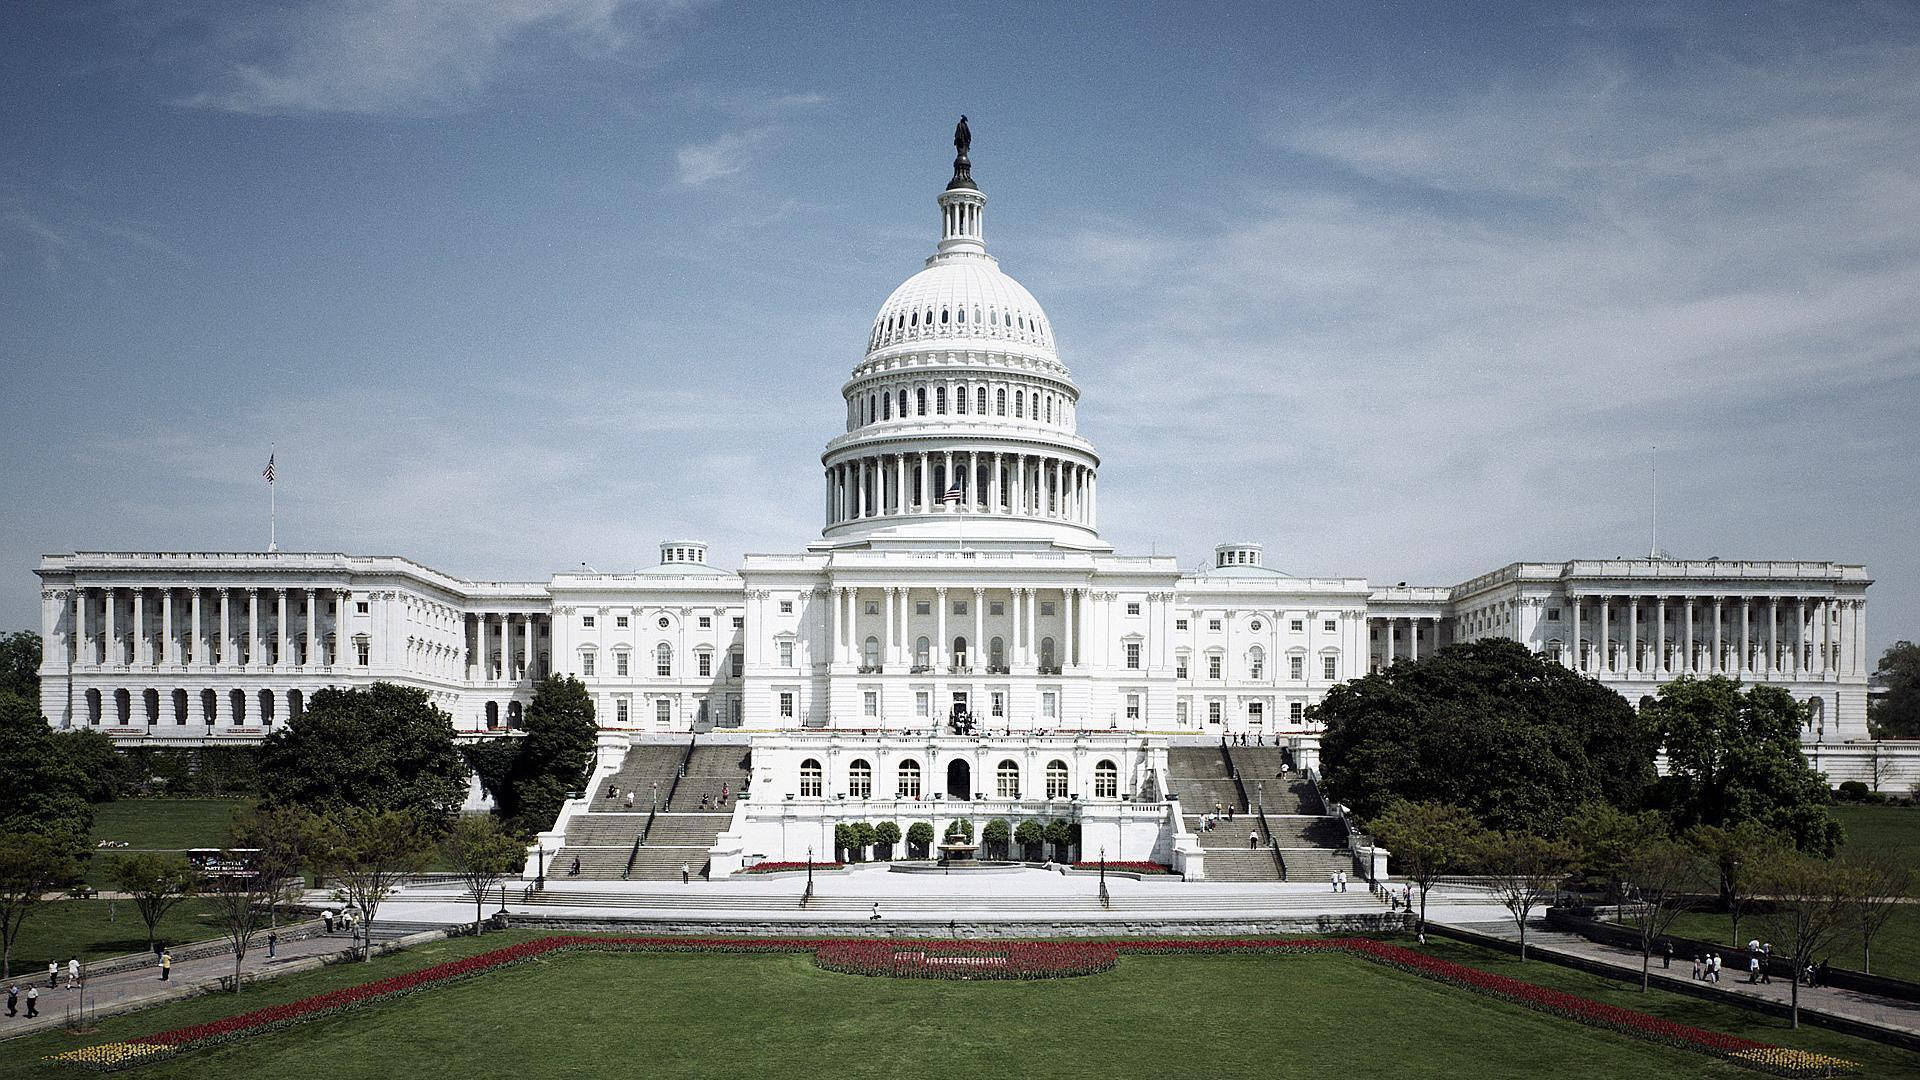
[946,759,971,801]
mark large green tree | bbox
[1646,676,1841,855]
[0,630,40,700]
[465,676,598,835]
[1868,641,1920,739]
[1316,640,1656,834]
[0,691,94,848]
[257,683,467,820]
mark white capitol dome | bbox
[866,258,1060,366]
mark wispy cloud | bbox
[673,91,826,187]
[175,0,683,116]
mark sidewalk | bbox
[0,924,423,1041]
[1444,918,1920,1042]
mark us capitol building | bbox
[31,125,1881,873]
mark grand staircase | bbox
[1164,743,1355,885]
[550,741,751,881]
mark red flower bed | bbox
[1069,860,1173,874]
[816,940,1116,980]
[51,934,1852,1076]
[739,861,845,874]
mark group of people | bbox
[4,959,84,1020]
[321,908,357,936]
[1691,940,1792,986]
[1329,870,1351,892]
[603,783,733,810]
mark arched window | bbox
[990,308,998,325]
[954,636,968,667]
[1094,760,1119,799]
[956,384,968,414]
[171,688,188,725]
[864,636,880,669]
[996,388,1007,415]
[996,759,1021,799]
[485,701,499,729]
[507,701,523,728]
[848,758,873,798]
[940,307,949,324]
[1040,637,1056,670]
[1248,646,1265,680]
[289,689,303,721]
[85,687,102,724]
[989,636,1005,670]
[916,387,927,415]
[882,393,891,419]
[976,387,987,413]
[898,759,922,798]
[909,310,918,327]
[800,758,823,798]
[143,688,159,725]
[1014,389,1024,417]
[957,306,965,324]
[915,636,930,669]
[897,388,907,416]
[229,688,246,724]
[114,688,130,724]
[867,394,876,422]
[656,643,673,677]
[259,689,275,725]
[1046,760,1069,799]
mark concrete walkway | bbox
[0,924,422,1041]
[1446,918,1920,1042]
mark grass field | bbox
[88,799,244,851]
[1835,804,1920,882]
[1656,905,1920,983]
[4,933,1917,1080]
[4,899,228,972]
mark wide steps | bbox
[504,888,1388,914]
[1203,849,1285,882]
[1278,848,1354,882]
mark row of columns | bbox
[66,586,352,669]
[1560,595,1864,679]
[826,451,1095,528]
[1372,616,1439,667]
[828,586,1082,673]
[847,376,1070,430]
[464,612,543,683]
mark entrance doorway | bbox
[946,759,971,801]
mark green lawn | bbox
[88,799,244,851]
[5,934,1917,1079]
[1655,905,1920,983]
[4,899,229,971]
[1835,804,1920,885]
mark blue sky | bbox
[2,1,1916,658]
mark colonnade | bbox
[1558,595,1865,679]
[827,585,1083,674]
[825,451,1095,528]
[463,612,547,683]
[64,585,354,669]
[847,376,1073,431]
[1371,616,1440,667]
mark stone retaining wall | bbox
[499,912,1411,937]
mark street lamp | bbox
[651,781,660,812]
[1099,845,1107,887]
[807,846,815,891]
[536,843,547,891]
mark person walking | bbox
[870,903,882,921]
[159,951,172,981]
[1748,954,1760,983]
[267,931,278,958]
[1760,942,1773,984]
[323,908,336,934]
[46,961,56,989]
[1330,871,1339,893]
[1691,955,1702,980]
[66,959,79,991]
[6,983,17,1017]
[1249,830,1259,849]
[625,791,636,809]
[1663,940,1673,969]
[681,863,691,884]
[1338,870,1348,893]
[25,987,37,1019]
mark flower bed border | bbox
[49,935,1854,1076]
[738,861,846,875]
[1069,860,1173,874]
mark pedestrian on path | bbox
[1748,955,1760,983]
[159,951,171,981]
[1249,830,1259,849]
[1663,940,1672,969]
[6,983,17,1017]
[323,909,336,933]
[1329,871,1339,893]
[870,903,882,921]
[66,958,79,991]
[1691,955,1702,980]
[1761,943,1772,984]
[46,961,56,989]
[682,863,691,884]
[25,987,37,1018]
[625,791,636,809]
[268,931,278,958]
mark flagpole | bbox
[268,444,278,553]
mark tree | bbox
[1014,820,1045,861]
[1868,641,1920,739]
[1317,640,1656,835]
[1369,800,1484,936]
[1618,838,1709,991]
[1043,819,1077,863]
[982,818,1012,860]
[1841,851,1912,976]
[848,822,878,862]
[204,849,297,992]
[872,821,901,861]
[466,676,598,835]
[906,822,934,859]
[53,727,135,803]
[0,630,39,701]
[1648,677,1842,856]
[108,853,200,952]
[944,819,974,843]
[0,691,94,849]
[1563,802,1670,900]
[1752,852,1858,1029]
[314,809,432,961]
[442,816,525,935]
[258,684,468,820]
[833,823,854,861]
[1478,831,1573,961]
[1685,820,1786,948]
[0,836,79,980]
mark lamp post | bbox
[1099,845,1107,886]
[807,846,814,891]
[536,843,547,891]
[651,781,660,812]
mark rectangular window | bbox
[1125,642,1141,669]
[1290,620,1303,632]
[779,692,795,718]
[615,699,629,724]
[1042,692,1057,718]
[990,601,1004,616]
[1249,701,1264,724]
[356,642,369,666]
[1291,701,1305,723]
[615,653,629,676]
[865,601,880,615]
[1040,602,1055,617]
[916,601,930,615]
[730,698,741,725]
[779,641,794,667]
[864,691,878,717]
[991,692,1004,717]
[1208,655,1222,679]
[1546,608,1561,621]
[1176,700,1189,725]
[916,691,930,717]
[1208,619,1222,631]
[1125,694,1141,721]
[697,653,712,677]
[656,699,672,725]
[582,653,596,676]
[730,651,744,677]
[583,615,596,628]
[1176,659,1189,679]
[1290,655,1304,680]
[1126,602,1141,616]
[732,616,744,629]
[698,616,711,629]
[356,601,369,615]
[1323,655,1338,680]
[954,601,968,615]
[1208,701,1222,725]
[1175,619,1188,631]
[1324,620,1336,632]
[615,615,629,628]
[779,600,794,614]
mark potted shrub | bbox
[1043,819,1077,864]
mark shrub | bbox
[906,821,934,856]
[873,821,902,860]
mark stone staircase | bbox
[1211,745,1350,884]
[590,742,691,811]
[508,886,1395,917]
[552,740,745,881]
[666,745,752,811]
[1166,745,1245,815]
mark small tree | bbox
[1014,820,1045,861]
[1619,837,1709,990]
[1752,852,1858,1028]
[1043,818,1074,863]
[1565,802,1668,903]
[0,836,78,980]
[906,822,934,859]
[872,821,902,861]
[848,822,878,863]
[1479,831,1572,961]
[442,816,525,934]
[833,823,855,862]
[1685,820,1785,948]
[233,803,318,935]
[109,853,201,952]
[1841,851,1912,976]
[1369,800,1482,937]
[982,819,1012,860]
[205,850,296,992]
[315,810,431,961]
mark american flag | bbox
[942,481,963,503]
[262,454,275,486]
